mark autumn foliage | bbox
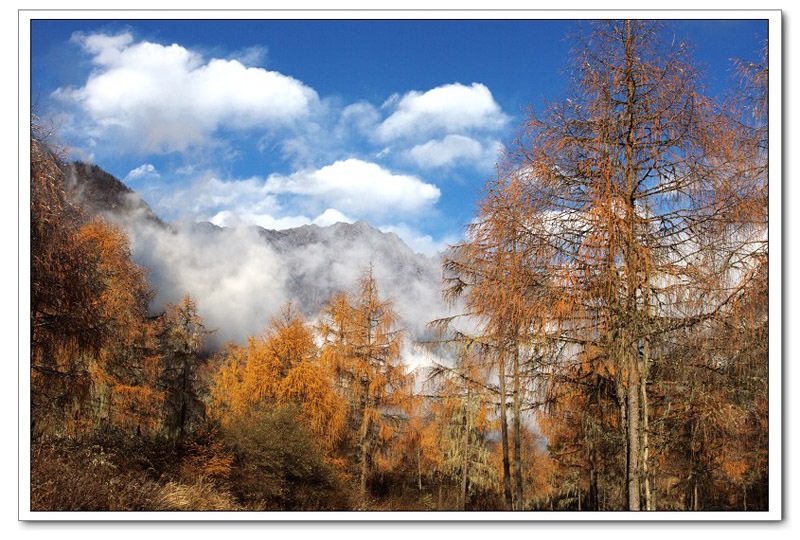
[440,20,769,511]
[29,18,769,513]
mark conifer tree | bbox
[318,267,416,503]
[210,304,348,454]
[160,295,211,441]
[31,120,158,436]
[445,20,767,510]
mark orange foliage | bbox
[210,304,348,452]
[31,119,165,438]
[318,269,417,499]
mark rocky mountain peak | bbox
[65,161,450,347]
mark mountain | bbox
[67,162,452,349]
[65,161,164,227]
[256,221,442,318]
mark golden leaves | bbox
[209,306,348,451]
[31,123,163,436]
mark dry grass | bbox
[30,438,161,511]
[155,479,242,511]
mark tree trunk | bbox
[623,19,642,512]
[627,347,641,511]
[358,380,372,504]
[461,407,469,510]
[498,356,513,510]
[179,359,188,440]
[641,337,652,510]
[359,439,369,503]
[618,373,629,506]
[512,346,523,510]
[417,447,423,492]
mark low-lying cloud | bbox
[123,219,290,345]
[125,159,449,255]
[106,199,454,357]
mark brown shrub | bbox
[222,405,353,510]
[178,428,234,483]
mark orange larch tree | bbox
[210,304,348,455]
[77,218,161,436]
[441,167,562,510]
[31,120,161,436]
[318,267,417,503]
[447,20,767,510]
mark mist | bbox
[105,195,456,368]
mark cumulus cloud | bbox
[377,83,508,142]
[408,135,483,168]
[53,32,319,153]
[124,163,160,182]
[406,134,504,170]
[264,158,441,218]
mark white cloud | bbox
[377,82,508,142]
[113,218,290,345]
[406,134,504,170]
[107,205,453,348]
[313,208,354,227]
[54,32,319,153]
[175,164,198,175]
[340,101,381,133]
[264,158,441,217]
[208,205,354,232]
[124,163,160,182]
[74,31,136,64]
[154,174,279,220]
[229,45,268,67]
[209,210,312,231]
[145,161,437,233]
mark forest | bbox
[29,20,769,512]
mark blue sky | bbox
[29,17,768,255]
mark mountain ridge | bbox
[66,161,450,348]
[68,159,437,261]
